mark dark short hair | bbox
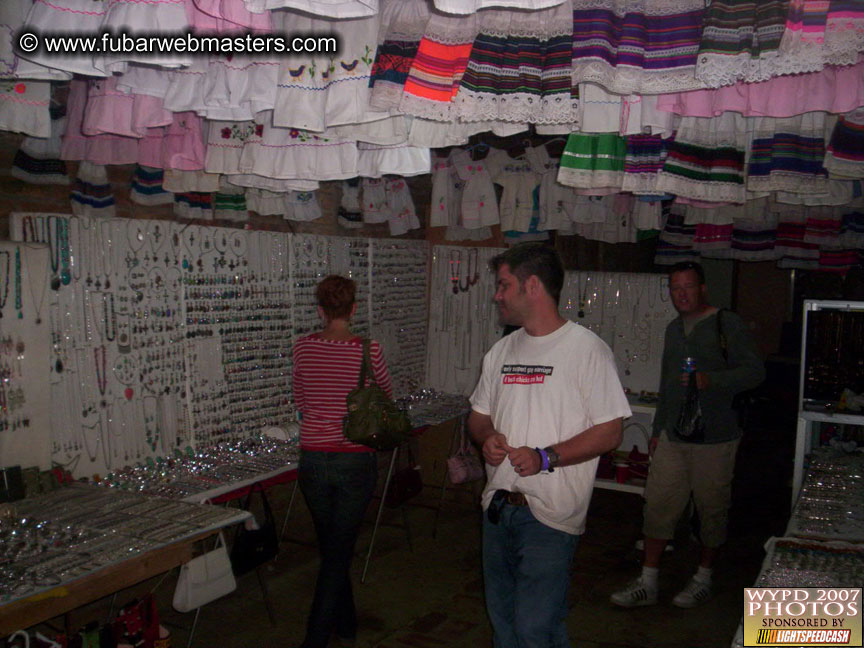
[316,275,356,319]
[669,261,705,285]
[489,243,564,304]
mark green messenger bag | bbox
[342,339,412,451]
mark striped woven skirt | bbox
[571,0,706,94]
[454,3,575,124]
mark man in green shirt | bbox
[611,261,765,609]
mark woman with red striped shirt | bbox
[292,275,392,648]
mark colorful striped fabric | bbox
[747,114,830,193]
[368,0,430,111]
[71,161,115,218]
[825,108,864,178]
[725,216,779,261]
[783,0,829,46]
[824,0,864,66]
[622,134,671,194]
[173,191,214,220]
[775,0,864,73]
[657,114,748,203]
[129,165,173,205]
[571,0,707,94]
[803,206,843,245]
[692,222,734,251]
[654,207,700,264]
[695,0,789,87]
[558,132,627,189]
[838,202,864,249]
[370,40,423,96]
[455,3,575,124]
[212,185,248,222]
[814,248,862,272]
[399,12,478,121]
[775,215,821,267]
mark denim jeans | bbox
[482,503,579,648]
[298,450,378,648]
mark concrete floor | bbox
[153,432,790,648]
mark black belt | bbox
[487,489,528,524]
[501,490,527,506]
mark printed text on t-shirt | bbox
[501,365,553,384]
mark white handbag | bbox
[173,532,237,613]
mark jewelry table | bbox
[0,484,249,637]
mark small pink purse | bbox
[446,424,485,484]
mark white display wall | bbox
[426,245,507,397]
[8,214,428,478]
[425,246,677,398]
[0,243,52,470]
[560,271,678,395]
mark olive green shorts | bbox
[642,433,740,548]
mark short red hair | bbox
[316,275,356,320]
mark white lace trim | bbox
[747,174,828,194]
[480,25,573,39]
[455,89,576,124]
[825,154,864,180]
[369,82,405,112]
[476,4,573,39]
[557,168,624,189]
[824,26,864,67]
[434,0,566,15]
[656,173,746,204]
[571,0,703,16]
[573,60,707,95]
[621,172,661,194]
[695,52,760,88]
[422,13,479,46]
[399,92,454,122]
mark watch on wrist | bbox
[543,446,560,471]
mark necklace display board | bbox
[426,248,677,398]
[426,245,506,397]
[0,243,52,470]
[8,214,429,478]
[370,239,429,396]
[560,271,678,396]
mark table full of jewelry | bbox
[0,482,250,634]
[5,214,429,478]
[730,449,864,648]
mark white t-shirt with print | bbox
[470,320,632,535]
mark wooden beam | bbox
[0,531,213,636]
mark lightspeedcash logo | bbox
[743,588,862,647]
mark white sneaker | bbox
[672,578,713,608]
[610,578,658,608]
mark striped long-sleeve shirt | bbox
[292,334,393,452]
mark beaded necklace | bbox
[103,292,117,342]
[94,345,107,404]
[14,246,23,319]
[460,248,479,292]
[59,218,71,287]
[23,245,47,325]
[449,249,461,294]
[0,250,9,317]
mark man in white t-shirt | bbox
[469,243,632,648]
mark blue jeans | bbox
[483,503,579,648]
[298,450,377,648]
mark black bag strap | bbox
[716,308,729,365]
[241,481,275,525]
[357,338,377,388]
